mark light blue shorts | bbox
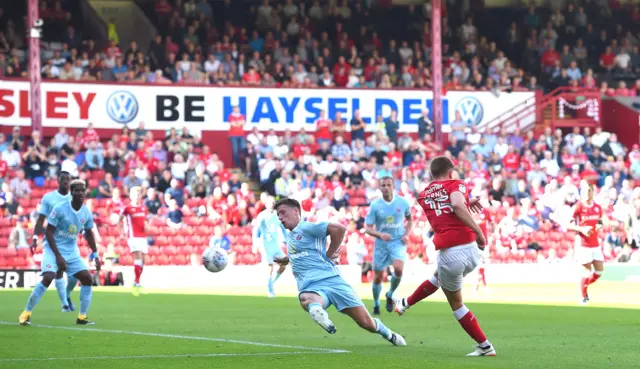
[264,247,285,265]
[373,240,407,271]
[41,248,88,277]
[300,275,364,312]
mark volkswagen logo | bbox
[106,91,139,124]
[455,97,484,126]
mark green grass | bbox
[0,289,638,369]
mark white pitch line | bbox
[0,351,331,362]
[0,321,349,354]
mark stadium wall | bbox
[0,78,535,166]
[601,98,640,150]
[2,264,639,289]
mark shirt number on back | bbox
[424,197,453,216]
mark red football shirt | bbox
[0,160,7,178]
[228,113,246,137]
[120,204,147,238]
[417,180,476,250]
[572,201,602,248]
[315,119,332,140]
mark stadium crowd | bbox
[1,0,640,274]
[0,0,640,94]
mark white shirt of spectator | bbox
[274,143,289,159]
[493,142,508,158]
[615,52,631,69]
[540,157,560,177]
[204,59,221,74]
[341,160,356,174]
[170,161,188,180]
[61,158,79,177]
[316,160,338,177]
[258,158,276,182]
[42,64,60,78]
[565,133,585,147]
[2,149,21,167]
[266,133,279,148]
[247,132,264,147]
[460,23,477,42]
[466,132,481,145]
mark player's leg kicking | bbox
[396,243,495,356]
[298,276,406,346]
[20,255,95,325]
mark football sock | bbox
[54,278,68,307]
[588,270,603,285]
[25,282,47,312]
[454,305,488,344]
[268,277,274,294]
[79,285,92,316]
[66,275,78,299]
[386,273,401,298]
[374,318,392,340]
[273,272,282,283]
[407,276,440,306]
[134,259,144,285]
[372,283,382,308]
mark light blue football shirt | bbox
[39,190,71,217]
[46,201,94,258]
[286,220,340,291]
[365,195,411,246]
[255,210,287,253]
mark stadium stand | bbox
[1,0,639,273]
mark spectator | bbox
[9,169,30,199]
[165,178,185,207]
[2,144,20,168]
[22,146,46,180]
[8,216,29,249]
[144,187,163,215]
[209,225,231,252]
[166,199,184,229]
[85,141,104,170]
[122,168,142,196]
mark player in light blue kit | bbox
[273,198,406,346]
[252,196,288,297]
[19,180,101,326]
[364,177,413,315]
[31,171,78,312]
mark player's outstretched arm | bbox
[326,223,347,259]
[45,224,66,272]
[450,192,486,247]
[85,229,101,271]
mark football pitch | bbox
[1,283,639,369]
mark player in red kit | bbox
[117,186,149,296]
[395,156,496,357]
[567,184,604,304]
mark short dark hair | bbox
[379,176,394,185]
[58,171,71,178]
[69,179,86,192]
[429,156,454,179]
[274,197,301,213]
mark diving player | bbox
[273,198,406,346]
